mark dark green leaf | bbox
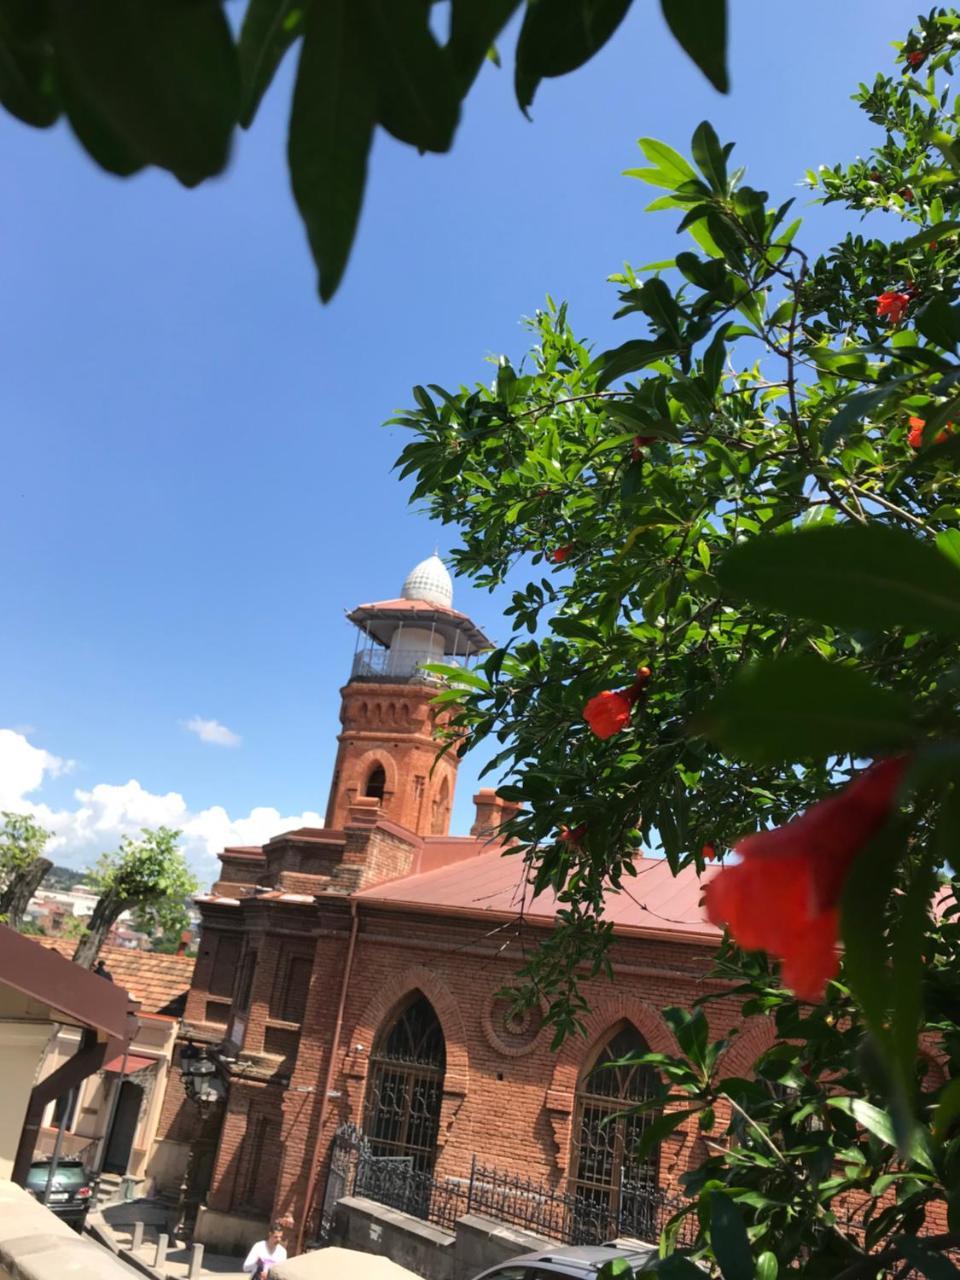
[238,0,307,127]
[932,1077,960,1142]
[632,1107,698,1159]
[695,654,915,764]
[446,0,520,93]
[660,0,728,92]
[827,1095,934,1171]
[0,2,58,128]
[710,1192,754,1280]
[289,0,376,301]
[916,295,960,352]
[514,0,631,113]
[718,524,960,637]
[359,0,460,151]
[823,380,911,450]
[898,1239,960,1278]
[52,0,238,187]
[890,849,938,1134]
[593,339,682,390]
[691,119,727,192]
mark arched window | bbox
[430,776,450,835]
[364,994,446,1174]
[365,764,386,802]
[570,1024,661,1243]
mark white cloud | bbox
[0,728,322,888]
[183,716,242,748]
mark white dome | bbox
[401,554,454,607]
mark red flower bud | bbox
[550,545,573,564]
[702,844,717,862]
[631,435,657,461]
[906,49,927,69]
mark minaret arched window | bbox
[570,1024,661,1243]
[363,994,446,1175]
[365,764,386,802]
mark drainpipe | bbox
[296,900,360,1255]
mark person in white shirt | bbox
[242,1223,288,1277]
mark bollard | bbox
[155,1233,168,1268]
[131,1221,144,1251]
[188,1242,204,1279]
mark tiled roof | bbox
[32,938,195,1015]
[355,849,721,944]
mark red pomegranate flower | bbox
[906,49,927,69]
[631,435,657,461]
[876,291,911,324]
[583,690,633,739]
[704,757,908,1000]
[558,823,588,846]
[583,668,652,740]
[908,415,952,448]
[550,545,573,564]
[702,844,717,862]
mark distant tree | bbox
[72,827,198,968]
[0,811,53,930]
[17,918,44,936]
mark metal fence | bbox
[320,1125,698,1248]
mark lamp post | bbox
[176,1044,226,1238]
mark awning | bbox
[102,1053,157,1075]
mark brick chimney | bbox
[470,789,521,839]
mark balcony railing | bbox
[350,649,459,683]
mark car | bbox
[25,1157,93,1231]
[471,1242,661,1280]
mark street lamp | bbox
[179,1044,225,1111]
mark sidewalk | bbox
[91,1200,248,1280]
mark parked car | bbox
[471,1242,662,1280]
[25,1157,93,1230]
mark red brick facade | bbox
[156,578,763,1252]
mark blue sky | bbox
[0,1,912,883]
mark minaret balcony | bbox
[350,648,462,684]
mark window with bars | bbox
[363,994,446,1175]
[570,1025,661,1237]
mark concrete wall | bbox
[330,1196,555,1280]
[0,1018,54,1181]
[0,1179,142,1279]
[194,1203,269,1255]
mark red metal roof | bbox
[348,598,491,654]
[355,850,721,943]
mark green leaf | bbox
[446,0,521,93]
[660,0,728,93]
[514,0,632,112]
[897,1239,960,1278]
[823,380,912,450]
[827,1096,934,1171]
[694,654,915,764]
[710,1192,754,1280]
[932,1076,960,1143]
[238,0,307,128]
[632,1107,698,1159]
[289,0,376,302]
[897,221,960,256]
[0,2,58,128]
[756,1254,778,1280]
[890,850,938,1134]
[51,0,238,187]
[718,524,960,637]
[691,120,727,192]
[631,136,699,188]
[593,338,682,390]
[916,295,960,352]
[359,0,460,151]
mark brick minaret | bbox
[325,555,491,836]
